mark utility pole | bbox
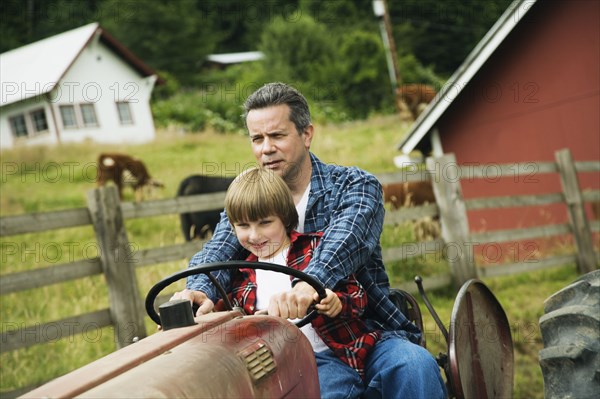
[373,0,411,117]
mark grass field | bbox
[0,115,586,397]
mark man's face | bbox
[246,104,312,183]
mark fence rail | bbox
[1,148,599,397]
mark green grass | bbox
[0,115,586,397]
[418,266,580,398]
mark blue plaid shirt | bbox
[187,153,420,340]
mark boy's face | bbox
[233,215,290,260]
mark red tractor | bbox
[23,262,515,398]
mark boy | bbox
[223,167,380,393]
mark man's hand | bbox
[314,289,342,318]
[268,281,316,319]
[170,289,214,317]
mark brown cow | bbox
[382,181,441,240]
[97,153,164,201]
[396,83,437,120]
[382,181,436,209]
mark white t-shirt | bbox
[295,183,311,233]
[257,242,328,353]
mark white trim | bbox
[431,128,443,157]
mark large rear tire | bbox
[539,269,600,398]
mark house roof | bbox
[396,0,537,154]
[0,23,160,107]
[206,51,265,65]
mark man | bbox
[173,82,446,398]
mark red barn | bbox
[397,0,599,258]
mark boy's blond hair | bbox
[225,167,299,234]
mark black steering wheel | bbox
[145,261,328,328]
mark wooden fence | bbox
[1,148,598,397]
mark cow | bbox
[96,153,164,202]
[177,175,235,241]
[591,200,600,220]
[396,83,437,121]
[382,180,441,240]
[382,181,436,209]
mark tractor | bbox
[23,261,516,398]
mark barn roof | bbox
[396,0,537,155]
[0,23,160,107]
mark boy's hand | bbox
[314,289,341,318]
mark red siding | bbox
[435,0,599,238]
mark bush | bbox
[397,53,447,90]
[151,70,181,100]
[151,91,243,133]
[150,21,446,131]
[335,30,394,118]
[260,15,335,87]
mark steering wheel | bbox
[145,261,328,328]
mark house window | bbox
[30,108,48,132]
[60,105,78,128]
[116,102,133,125]
[9,114,28,137]
[80,103,98,127]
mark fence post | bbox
[87,186,147,348]
[427,153,477,288]
[555,148,597,274]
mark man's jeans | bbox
[315,333,447,399]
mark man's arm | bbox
[185,211,246,302]
[306,171,385,289]
[170,289,215,316]
[269,170,384,319]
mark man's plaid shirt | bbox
[188,153,421,343]
[224,231,380,378]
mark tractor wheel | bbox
[539,269,600,399]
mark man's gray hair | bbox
[243,82,311,134]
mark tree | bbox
[389,0,513,76]
[98,0,217,85]
[198,0,300,53]
[336,30,392,117]
[259,14,336,89]
[0,0,102,53]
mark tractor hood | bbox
[22,311,319,398]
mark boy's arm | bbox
[314,278,366,319]
[332,277,367,319]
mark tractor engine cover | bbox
[23,311,320,398]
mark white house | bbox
[0,23,161,150]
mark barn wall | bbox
[436,0,600,233]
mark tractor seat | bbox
[389,289,426,348]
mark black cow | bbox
[177,175,235,241]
